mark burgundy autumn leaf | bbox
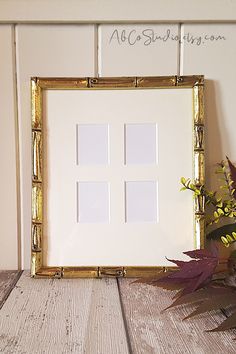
[226,156,236,199]
[154,243,219,298]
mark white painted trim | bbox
[1,0,236,23]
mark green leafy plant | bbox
[181,157,236,246]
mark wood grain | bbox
[0,271,129,354]
[0,271,21,309]
[118,279,236,354]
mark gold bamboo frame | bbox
[31,75,205,278]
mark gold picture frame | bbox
[31,76,205,278]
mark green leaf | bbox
[180,177,186,185]
[220,185,229,190]
[217,208,224,216]
[226,234,234,242]
[221,236,230,247]
[207,223,236,240]
[180,187,186,191]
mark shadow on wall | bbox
[204,80,234,260]
[205,79,225,192]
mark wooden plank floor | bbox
[0,270,21,309]
[0,272,236,353]
[118,279,236,354]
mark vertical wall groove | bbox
[97,24,102,77]
[179,23,184,75]
[12,24,22,270]
[94,24,99,77]
[177,23,181,76]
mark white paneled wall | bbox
[0,25,18,269]
[16,25,95,268]
[1,3,236,269]
[99,25,179,76]
[181,24,236,191]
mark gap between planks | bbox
[0,270,22,309]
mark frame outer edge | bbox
[193,83,205,249]
[31,76,205,278]
[31,252,42,277]
[31,77,43,277]
[31,78,42,129]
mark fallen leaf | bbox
[209,311,236,332]
[184,291,236,320]
[155,243,219,297]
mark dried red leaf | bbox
[183,244,219,259]
[165,286,228,310]
[209,311,236,332]
[184,291,236,320]
[155,243,219,297]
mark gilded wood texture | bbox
[32,182,42,223]
[195,195,205,215]
[32,130,42,182]
[193,83,205,249]
[37,77,88,89]
[193,85,204,124]
[34,267,62,278]
[136,76,176,87]
[62,267,98,278]
[32,224,42,252]
[31,76,205,278]
[194,151,205,186]
[195,214,205,249]
[98,267,125,277]
[88,76,136,88]
[194,124,204,151]
[31,252,42,276]
[176,75,204,87]
[31,78,42,129]
[124,266,170,278]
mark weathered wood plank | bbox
[0,272,129,354]
[0,271,21,309]
[119,279,236,354]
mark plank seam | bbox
[117,279,133,354]
[0,271,23,310]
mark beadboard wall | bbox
[1,0,236,269]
